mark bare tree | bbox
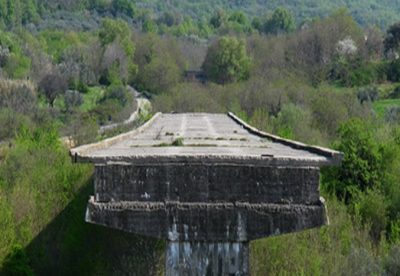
[38,72,68,107]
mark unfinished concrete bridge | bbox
[71,112,343,275]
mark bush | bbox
[357,86,379,104]
[354,189,388,240]
[64,90,83,113]
[0,80,36,115]
[139,56,181,94]
[322,119,383,201]
[330,58,381,87]
[1,245,34,276]
[384,106,400,123]
[66,113,98,146]
[387,85,400,99]
[386,60,400,82]
[0,109,30,140]
[0,125,93,268]
[384,245,400,274]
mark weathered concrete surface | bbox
[71,112,343,274]
[94,164,320,204]
[73,112,341,240]
[166,242,249,276]
[86,197,326,241]
[71,113,342,166]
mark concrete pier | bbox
[71,112,343,275]
[166,242,249,276]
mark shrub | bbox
[354,189,388,240]
[64,90,83,113]
[386,59,400,82]
[384,245,400,275]
[0,109,30,140]
[384,106,400,123]
[387,85,400,99]
[0,80,36,115]
[322,119,383,201]
[66,113,98,146]
[357,86,379,104]
[1,245,34,276]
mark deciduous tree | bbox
[202,36,251,84]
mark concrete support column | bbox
[166,242,249,276]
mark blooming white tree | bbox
[336,37,358,56]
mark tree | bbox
[158,11,181,27]
[142,19,158,33]
[265,7,296,34]
[98,18,137,84]
[202,36,251,84]
[228,11,248,26]
[323,119,383,202]
[111,0,135,17]
[209,10,226,29]
[384,22,400,58]
[39,73,68,107]
[99,18,131,46]
[140,56,180,94]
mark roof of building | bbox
[70,112,343,166]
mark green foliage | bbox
[120,0,400,29]
[38,30,89,62]
[99,18,131,46]
[323,119,383,201]
[0,109,30,140]
[210,10,226,29]
[98,18,138,85]
[354,189,388,240]
[386,59,400,82]
[140,56,180,94]
[330,58,384,87]
[92,84,134,124]
[373,99,400,119]
[67,112,98,146]
[142,19,158,33]
[111,0,136,17]
[202,36,251,84]
[264,7,296,34]
[0,125,93,269]
[80,86,105,112]
[0,31,31,79]
[228,11,248,26]
[0,2,400,274]
[1,245,34,276]
[384,22,400,56]
[251,198,382,275]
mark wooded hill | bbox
[1,0,400,31]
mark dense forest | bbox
[0,0,400,275]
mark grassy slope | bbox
[373,99,400,118]
[0,129,164,275]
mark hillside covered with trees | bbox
[0,0,400,275]
[0,0,399,32]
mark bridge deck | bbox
[71,113,342,166]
